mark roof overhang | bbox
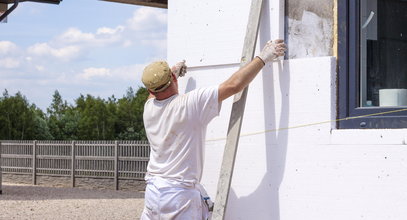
[101,0,167,9]
[0,0,61,4]
[1,0,62,22]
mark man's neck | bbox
[154,89,178,100]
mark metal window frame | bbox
[338,0,407,129]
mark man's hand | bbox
[172,60,187,78]
[257,39,286,64]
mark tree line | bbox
[0,87,149,140]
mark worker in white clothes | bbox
[140,39,286,220]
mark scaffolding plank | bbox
[211,0,264,219]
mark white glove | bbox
[257,39,286,64]
[172,60,187,78]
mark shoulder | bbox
[187,85,219,97]
[184,86,219,109]
[145,97,154,105]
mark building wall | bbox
[168,0,407,219]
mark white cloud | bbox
[125,8,167,52]
[57,28,95,44]
[35,65,45,71]
[52,46,81,60]
[127,7,167,31]
[70,63,145,86]
[0,41,18,55]
[122,40,133,47]
[0,58,20,69]
[111,64,145,82]
[97,26,125,35]
[27,43,81,61]
[79,67,111,80]
[10,7,167,65]
[25,25,124,62]
[55,26,124,47]
[27,43,49,55]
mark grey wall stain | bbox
[285,0,334,59]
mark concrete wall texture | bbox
[169,0,407,219]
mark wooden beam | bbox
[211,0,264,219]
[101,0,167,9]
[0,2,6,10]
[0,2,6,22]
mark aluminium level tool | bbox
[211,0,264,219]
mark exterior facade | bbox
[168,0,407,219]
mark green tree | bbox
[32,107,53,140]
[60,107,80,140]
[116,87,148,140]
[0,90,45,140]
[47,90,68,140]
[77,95,115,140]
[0,88,149,141]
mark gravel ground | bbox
[0,183,146,220]
[1,174,147,192]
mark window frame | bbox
[338,0,407,129]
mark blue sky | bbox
[0,0,167,111]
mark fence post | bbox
[114,140,119,190]
[0,141,2,194]
[32,140,37,185]
[71,140,76,188]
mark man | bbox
[141,39,286,220]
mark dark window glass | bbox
[338,0,407,128]
[360,0,407,107]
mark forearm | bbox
[218,57,265,101]
[229,57,265,90]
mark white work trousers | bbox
[141,180,206,220]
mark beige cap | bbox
[142,61,172,92]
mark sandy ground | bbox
[0,183,145,220]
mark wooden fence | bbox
[0,140,150,190]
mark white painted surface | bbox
[168,0,250,67]
[168,0,284,67]
[168,1,407,219]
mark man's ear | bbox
[147,89,156,99]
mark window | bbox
[338,0,407,128]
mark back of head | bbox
[142,61,172,93]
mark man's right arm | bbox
[218,57,265,102]
[218,39,286,103]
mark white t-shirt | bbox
[143,86,220,186]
